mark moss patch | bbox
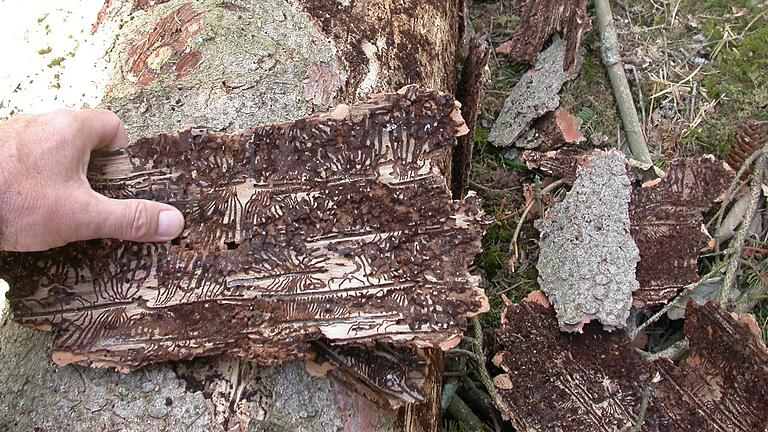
[680,0,768,155]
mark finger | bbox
[73,109,130,151]
[72,192,185,243]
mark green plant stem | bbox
[594,0,652,166]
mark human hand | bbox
[0,109,185,251]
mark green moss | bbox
[473,126,490,154]
[579,53,607,86]
[560,50,618,141]
[37,47,52,55]
[682,0,753,15]
[681,0,768,154]
[477,223,513,277]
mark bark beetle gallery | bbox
[0,86,490,373]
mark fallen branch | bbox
[594,0,652,165]
[710,147,764,234]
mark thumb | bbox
[78,193,185,243]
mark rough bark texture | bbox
[496,0,589,74]
[630,157,733,305]
[488,39,578,147]
[653,302,768,431]
[451,36,490,198]
[536,150,640,331]
[0,87,487,373]
[492,298,768,431]
[522,148,584,184]
[526,151,734,307]
[0,1,464,431]
[492,296,656,430]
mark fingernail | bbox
[157,210,184,239]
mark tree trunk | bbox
[0,1,463,431]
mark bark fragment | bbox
[451,36,490,197]
[492,299,768,431]
[492,297,656,430]
[124,2,205,86]
[653,302,768,431]
[630,157,734,305]
[522,147,583,184]
[516,108,586,151]
[536,149,639,331]
[313,342,429,407]
[489,39,578,147]
[496,0,590,74]
[0,86,489,372]
[527,151,734,306]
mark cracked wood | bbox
[0,86,489,372]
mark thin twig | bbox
[721,149,767,304]
[469,180,517,195]
[594,0,652,166]
[638,339,689,362]
[509,179,565,256]
[628,386,653,432]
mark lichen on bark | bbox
[536,149,640,331]
[489,39,579,147]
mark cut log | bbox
[0,1,467,431]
